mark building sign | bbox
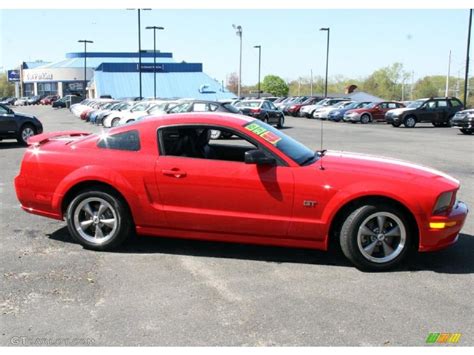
[7,70,20,82]
[25,72,54,81]
[139,64,165,72]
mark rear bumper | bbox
[418,201,469,252]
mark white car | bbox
[102,101,143,128]
[14,97,29,106]
[300,98,350,118]
[312,101,355,119]
[116,101,166,126]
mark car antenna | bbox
[317,118,327,170]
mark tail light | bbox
[250,108,261,114]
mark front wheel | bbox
[111,117,120,127]
[66,189,132,251]
[360,114,370,124]
[339,204,413,271]
[403,116,416,128]
[391,122,401,127]
[460,128,473,135]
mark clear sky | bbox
[0,9,472,85]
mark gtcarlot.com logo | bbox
[426,333,462,344]
[10,336,95,346]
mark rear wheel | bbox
[17,124,36,145]
[339,204,413,271]
[66,189,132,251]
[111,117,120,127]
[277,115,285,128]
[403,115,416,128]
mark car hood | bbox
[322,150,459,187]
[15,112,36,119]
[387,107,415,115]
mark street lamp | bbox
[128,8,151,99]
[232,24,243,98]
[253,45,261,98]
[146,26,165,100]
[320,27,330,98]
[78,40,93,98]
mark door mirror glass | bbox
[244,149,276,165]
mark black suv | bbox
[385,97,464,128]
[0,104,43,145]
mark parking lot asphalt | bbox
[1,106,473,346]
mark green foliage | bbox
[0,73,15,97]
[359,62,410,100]
[261,75,289,96]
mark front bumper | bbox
[343,114,360,122]
[385,115,400,124]
[418,201,468,252]
[451,119,473,129]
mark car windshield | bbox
[344,102,360,109]
[237,101,261,108]
[365,102,379,109]
[243,120,317,166]
[407,100,426,108]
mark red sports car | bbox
[15,113,468,271]
[343,101,405,124]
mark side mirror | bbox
[245,150,276,165]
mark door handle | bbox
[161,168,187,178]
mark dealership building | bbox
[13,51,235,100]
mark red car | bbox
[15,113,468,271]
[287,97,322,117]
[40,95,59,105]
[343,101,405,124]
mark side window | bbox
[437,100,448,107]
[97,130,140,151]
[158,126,258,163]
[450,99,462,107]
[378,103,387,109]
[169,103,190,113]
[426,101,437,109]
[269,102,277,110]
[0,105,8,114]
[263,102,270,110]
[208,104,219,112]
[192,103,208,112]
[387,103,397,109]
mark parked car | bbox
[0,103,43,145]
[344,101,405,124]
[26,95,43,105]
[313,101,356,120]
[15,113,468,271]
[52,97,67,108]
[450,109,473,135]
[300,98,350,118]
[236,100,285,128]
[14,97,29,106]
[101,101,136,127]
[0,97,17,105]
[385,97,464,128]
[281,96,309,115]
[88,101,121,124]
[40,95,59,105]
[327,102,371,121]
[287,96,322,117]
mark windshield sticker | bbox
[245,122,282,145]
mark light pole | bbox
[128,8,151,99]
[232,24,243,97]
[146,26,165,100]
[78,40,93,98]
[463,9,472,107]
[320,27,330,98]
[253,45,261,98]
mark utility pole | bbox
[445,50,451,97]
[463,9,472,107]
[320,27,330,98]
[253,45,261,98]
[78,40,93,98]
[310,69,313,96]
[145,26,165,100]
[232,24,243,98]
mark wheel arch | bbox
[327,194,419,252]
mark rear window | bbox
[223,103,241,113]
[450,99,462,107]
[97,130,140,151]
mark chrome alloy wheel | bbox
[73,197,118,244]
[357,212,406,263]
[22,127,35,141]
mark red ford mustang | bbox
[15,113,468,271]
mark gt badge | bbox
[303,200,317,208]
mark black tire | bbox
[66,189,132,251]
[403,115,416,128]
[263,115,269,123]
[17,124,36,145]
[339,204,413,271]
[277,115,285,128]
[460,129,473,135]
[360,114,370,124]
[391,122,401,127]
[432,122,442,127]
[111,117,120,127]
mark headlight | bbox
[433,191,456,215]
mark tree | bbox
[360,62,409,100]
[226,72,239,95]
[0,73,15,97]
[261,75,289,96]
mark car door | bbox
[262,101,274,123]
[268,101,282,123]
[436,99,449,123]
[372,103,387,121]
[419,100,437,122]
[0,105,16,134]
[154,125,295,238]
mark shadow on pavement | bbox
[48,226,474,274]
